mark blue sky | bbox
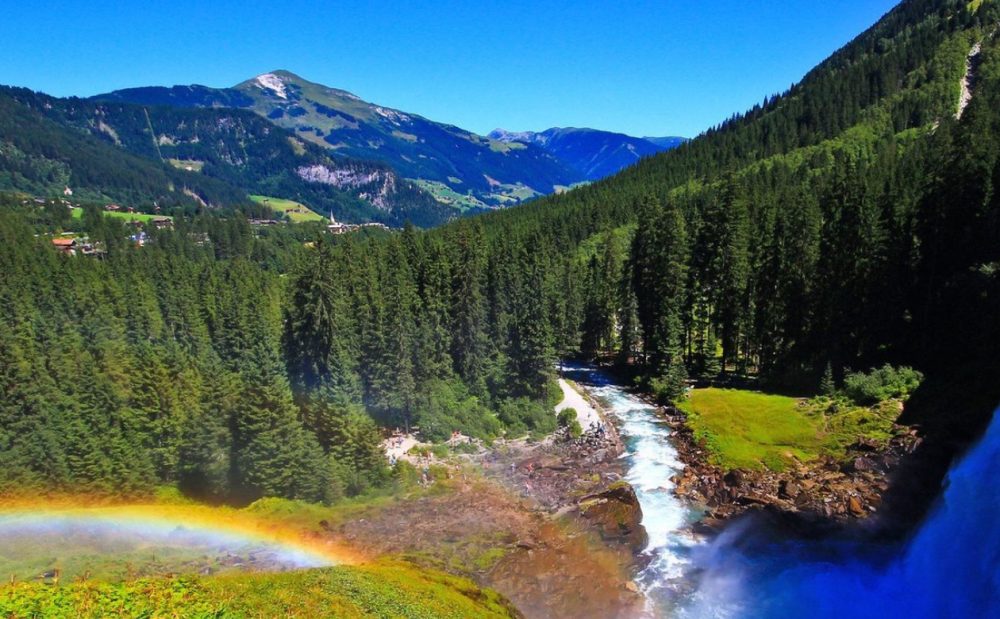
[2,1,901,138]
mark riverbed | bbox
[562,365,722,617]
[565,364,1000,619]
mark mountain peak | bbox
[250,70,315,99]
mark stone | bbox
[580,482,648,554]
[848,496,865,516]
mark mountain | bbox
[467,0,1000,437]
[96,71,585,211]
[488,127,687,181]
[642,136,688,150]
[0,86,452,226]
[0,87,246,210]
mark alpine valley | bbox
[1,71,685,227]
[2,0,1000,618]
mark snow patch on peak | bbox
[373,106,410,124]
[255,73,288,99]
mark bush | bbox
[557,408,578,427]
[557,408,582,439]
[843,364,923,405]
[497,397,557,438]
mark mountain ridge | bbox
[488,126,687,180]
[96,71,585,210]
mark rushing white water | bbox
[563,366,710,617]
[567,364,1000,619]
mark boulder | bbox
[848,496,865,516]
[580,481,648,554]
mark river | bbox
[564,365,1000,619]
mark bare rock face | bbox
[580,482,648,554]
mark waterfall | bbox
[684,408,1000,619]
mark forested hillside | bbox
[0,87,451,227]
[2,0,998,505]
[97,71,584,209]
[0,90,247,210]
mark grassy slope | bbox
[678,388,904,471]
[70,208,171,224]
[0,561,521,619]
[679,389,820,471]
[250,195,326,223]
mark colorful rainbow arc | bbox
[0,504,354,569]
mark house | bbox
[105,204,121,212]
[151,217,173,228]
[51,237,78,255]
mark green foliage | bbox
[557,408,583,439]
[0,561,521,619]
[820,362,837,395]
[843,364,924,405]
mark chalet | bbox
[63,186,73,196]
[105,204,121,212]
[51,237,78,255]
[126,206,136,214]
[151,217,173,228]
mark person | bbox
[510,462,516,475]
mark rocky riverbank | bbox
[330,388,650,619]
[656,405,924,533]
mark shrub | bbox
[843,364,923,405]
[557,408,582,439]
[497,397,557,438]
[557,408,578,427]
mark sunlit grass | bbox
[678,388,821,471]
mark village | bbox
[36,192,390,257]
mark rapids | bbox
[566,365,1000,619]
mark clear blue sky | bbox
[1,1,901,138]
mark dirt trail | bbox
[555,378,601,431]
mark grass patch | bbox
[249,195,325,223]
[413,179,488,212]
[678,388,822,471]
[70,208,170,223]
[166,158,204,172]
[0,560,520,619]
[678,388,910,471]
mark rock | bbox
[624,581,639,593]
[778,480,799,500]
[848,496,865,516]
[580,481,648,554]
[724,469,746,487]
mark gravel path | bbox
[555,379,601,431]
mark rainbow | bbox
[0,503,357,575]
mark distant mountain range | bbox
[488,128,686,181]
[0,86,449,226]
[0,70,687,226]
[96,71,582,212]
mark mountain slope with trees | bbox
[2,0,999,510]
[96,71,585,209]
[0,86,451,227]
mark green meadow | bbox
[250,195,326,223]
[70,208,170,224]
